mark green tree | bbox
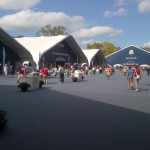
[86,42,103,49]
[86,42,117,56]
[35,25,68,36]
[12,35,24,38]
[142,47,150,52]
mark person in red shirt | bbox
[42,68,49,84]
[134,66,141,92]
[19,65,26,82]
[39,69,44,81]
[106,66,112,79]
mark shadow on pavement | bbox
[0,84,150,150]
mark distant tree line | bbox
[86,42,121,56]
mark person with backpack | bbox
[126,66,134,90]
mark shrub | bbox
[72,77,78,82]
[17,82,31,91]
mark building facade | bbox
[106,45,150,66]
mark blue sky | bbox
[0,0,150,48]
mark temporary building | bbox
[106,45,150,66]
[15,36,88,69]
[82,49,106,67]
[0,27,33,67]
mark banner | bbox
[42,55,45,68]
[3,47,6,68]
[38,51,41,70]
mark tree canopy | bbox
[12,35,24,38]
[86,42,118,56]
[35,25,68,36]
[142,47,150,52]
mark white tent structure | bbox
[82,49,106,67]
[15,35,88,69]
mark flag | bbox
[42,55,45,68]
[38,51,41,69]
[3,47,6,67]
[39,51,41,62]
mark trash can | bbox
[74,70,82,81]
[26,74,39,90]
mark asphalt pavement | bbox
[0,70,150,150]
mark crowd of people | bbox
[2,63,31,83]
[102,64,143,92]
[1,62,150,92]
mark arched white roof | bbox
[82,49,106,66]
[15,35,68,64]
[15,35,88,65]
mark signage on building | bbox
[129,50,134,55]
[126,50,137,60]
[56,57,65,61]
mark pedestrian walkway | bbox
[0,71,150,150]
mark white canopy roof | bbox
[82,49,106,66]
[15,35,68,64]
[15,35,88,64]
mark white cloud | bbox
[114,0,127,7]
[72,26,123,39]
[104,8,128,17]
[79,39,95,48]
[0,10,85,32]
[0,0,40,10]
[0,10,123,44]
[138,0,150,13]
[143,42,150,47]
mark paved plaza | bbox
[0,70,150,150]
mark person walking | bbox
[42,68,48,84]
[123,66,128,77]
[70,66,75,78]
[8,66,14,78]
[3,64,8,78]
[134,66,141,92]
[16,63,21,83]
[58,65,64,83]
[20,65,26,82]
[106,66,112,79]
[126,66,134,90]
[39,68,44,81]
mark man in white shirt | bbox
[58,65,64,83]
